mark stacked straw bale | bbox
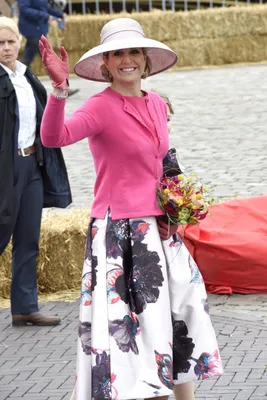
[0,210,90,299]
[18,5,267,76]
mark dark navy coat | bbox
[18,0,63,38]
[0,65,72,251]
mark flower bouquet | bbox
[157,149,214,225]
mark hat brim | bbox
[74,37,178,82]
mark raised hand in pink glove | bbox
[39,35,69,89]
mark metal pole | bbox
[95,0,100,13]
[171,0,175,11]
[162,0,166,11]
[184,0,188,11]
[82,0,86,14]
[196,0,200,9]
[148,0,153,11]
[209,0,213,7]
[68,0,72,15]
[135,0,140,12]
[122,0,126,11]
[11,2,17,17]
[109,0,113,13]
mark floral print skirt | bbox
[73,212,223,400]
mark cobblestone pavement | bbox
[0,295,266,400]
[1,64,267,399]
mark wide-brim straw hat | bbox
[74,18,178,82]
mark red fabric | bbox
[179,196,267,294]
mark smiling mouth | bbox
[120,67,136,72]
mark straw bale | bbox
[0,209,90,299]
[0,243,12,299]
[37,209,89,294]
[172,34,267,67]
[18,5,267,76]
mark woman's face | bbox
[103,48,146,85]
[0,29,20,72]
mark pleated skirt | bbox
[73,212,223,399]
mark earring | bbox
[141,71,147,79]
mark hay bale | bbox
[0,244,11,299]
[0,209,90,299]
[18,5,267,76]
[168,33,267,67]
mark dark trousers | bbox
[21,37,40,68]
[0,153,43,315]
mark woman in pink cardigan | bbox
[39,18,223,400]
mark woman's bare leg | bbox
[173,382,195,400]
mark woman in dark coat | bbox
[0,16,72,326]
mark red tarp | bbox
[178,196,267,294]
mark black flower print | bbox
[85,221,98,261]
[109,313,140,355]
[106,215,130,259]
[115,242,164,314]
[91,349,117,400]
[172,319,195,379]
[80,255,98,306]
[78,321,91,355]
[81,221,99,305]
[154,349,174,389]
[106,267,124,304]
[130,220,150,242]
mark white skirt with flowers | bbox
[72,211,223,400]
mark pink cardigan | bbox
[41,87,169,220]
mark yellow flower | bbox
[187,177,192,183]
[196,193,203,200]
[178,175,184,181]
[163,188,170,195]
[176,198,184,206]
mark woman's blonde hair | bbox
[101,48,152,82]
[0,17,20,39]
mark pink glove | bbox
[39,35,69,89]
[157,218,178,241]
